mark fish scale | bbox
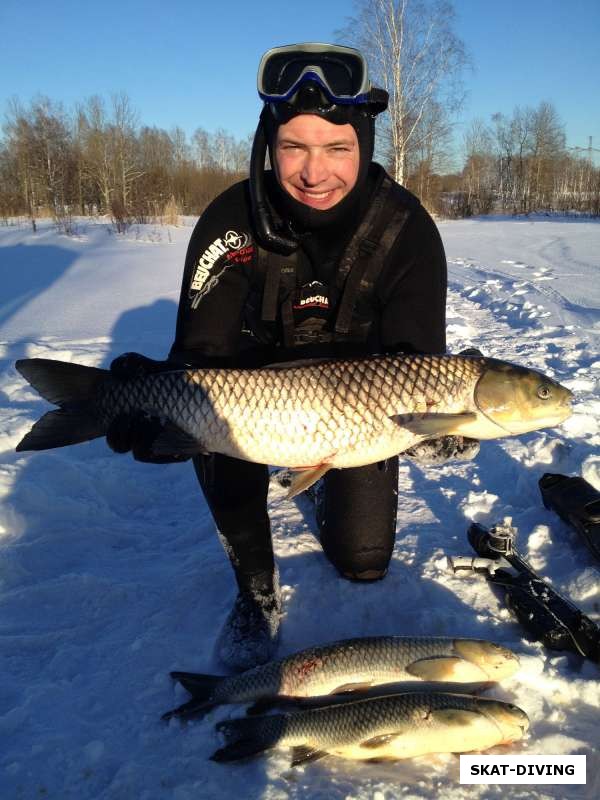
[179,636,519,711]
[214,692,530,762]
[97,355,486,469]
[15,352,572,479]
[281,692,510,746]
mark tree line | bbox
[1,92,598,227]
[0,93,252,230]
[428,102,600,218]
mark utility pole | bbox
[568,138,600,166]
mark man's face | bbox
[274,114,360,210]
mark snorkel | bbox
[250,110,299,254]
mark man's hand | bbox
[107,354,189,463]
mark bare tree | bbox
[528,102,566,209]
[460,118,496,214]
[3,98,38,223]
[78,96,114,211]
[192,127,213,169]
[338,0,469,184]
[111,92,144,211]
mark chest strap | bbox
[333,175,412,336]
[258,175,416,345]
[260,250,298,347]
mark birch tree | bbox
[338,0,468,184]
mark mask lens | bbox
[261,49,365,98]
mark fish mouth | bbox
[477,700,530,743]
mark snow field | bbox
[0,215,598,799]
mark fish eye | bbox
[537,384,552,400]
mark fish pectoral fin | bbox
[152,422,205,456]
[290,745,329,766]
[405,656,485,681]
[366,756,401,763]
[331,681,374,694]
[360,732,402,749]
[391,412,477,437]
[286,465,331,499]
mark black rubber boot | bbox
[214,567,282,672]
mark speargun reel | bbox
[449,518,600,664]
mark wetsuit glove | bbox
[106,411,191,463]
[404,435,480,464]
[107,353,190,463]
[109,351,166,380]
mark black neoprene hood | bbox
[250,80,388,250]
[249,43,389,253]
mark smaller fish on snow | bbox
[162,636,519,720]
[211,691,530,765]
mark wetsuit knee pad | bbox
[318,459,398,581]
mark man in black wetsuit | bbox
[108,43,477,671]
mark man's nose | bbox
[300,151,328,185]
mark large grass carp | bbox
[15,353,572,495]
[162,636,519,720]
[211,691,530,764]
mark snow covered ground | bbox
[0,214,598,799]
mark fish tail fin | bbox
[160,671,224,720]
[15,358,108,451]
[170,671,223,699]
[211,715,283,762]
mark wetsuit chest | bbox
[256,174,417,350]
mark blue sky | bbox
[1,0,599,165]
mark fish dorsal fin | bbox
[331,681,374,694]
[391,412,477,437]
[246,695,298,715]
[286,465,331,499]
[405,656,487,682]
[360,732,401,749]
[290,745,328,766]
[263,358,331,370]
[170,671,224,698]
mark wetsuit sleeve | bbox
[169,182,256,367]
[378,204,447,355]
